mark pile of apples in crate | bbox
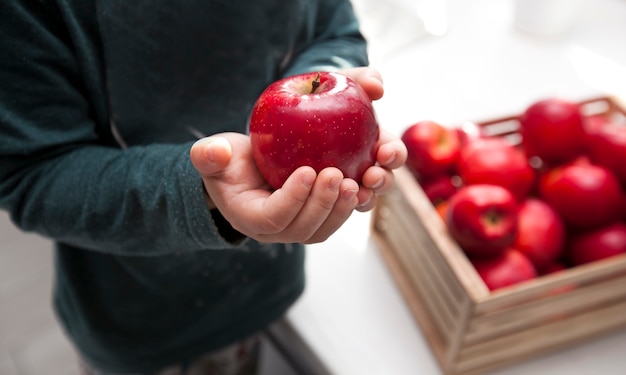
[401,97,626,291]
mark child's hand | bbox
[190,133,359,244]
[190,67,407,243]
[340,67,408,211]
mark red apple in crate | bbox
[513,198,566,270]
[249,72,379,189]
[567,222,626,266]
[583,114,612,135]
[471,249,537,291]
[420,175,458,205]
[540,262,568,276]
[446,184,519,257]
[586,122,626,184]
[457,137,535,201]
[519,98,586,166]
[455,121,485,145]
[539,158,622,229]
[402,120,460,180]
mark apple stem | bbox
[310,73,321,94]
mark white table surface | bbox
[286,0,626,374]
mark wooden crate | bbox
[371,96,626,375]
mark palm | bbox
[208,133,273,207]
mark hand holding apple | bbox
[249,67,406,212]
[190,133,361,244]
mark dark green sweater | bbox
[0,0,368,372]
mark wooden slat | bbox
[375,195,459,341]
[474,255,626,314]
[455,297,626,374]
[466,272,626,344]
[382,189,466,314]
[372,226,451,373]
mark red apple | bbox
[446,184,519,257]
[402,120,460,180]
[539,158,622,229]
[420,175,458,205]
[583,114,612,135]
[567,222,626,266]
[586,122,626,185]
[249,72,379,189]
[471,249,537,291]
[513,198,566,270]
[457,137,535,201]
[455,121,485,145]
[539,262,568,276]
[519,98,586,165]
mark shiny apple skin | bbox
[249,72,380,190]
[567,223,626,266]
[471,249,537,291]
[519,98,586,166]
[538,159,622,230]
[446,184,519,257]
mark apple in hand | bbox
[446,184,519,257]
[567,223,626,266]
[539,158,622,229]
[513,198,565,270]
[249,72,379,189]
[519,98,586,166]
[471,249,537,291]
[402,120,461,181]
[457,137,535,201]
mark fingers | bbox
[340,67,384,101]
[294,170,359,244]
[254,167,358,243]
[257,166,318,233]
[356,188,377,212]
[190,128,406,244]
[190,136,233,177]
[377,129,408,170]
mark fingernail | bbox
[370,177,384,190]
[369,73,383,85]
[301,170,316,188]
[357,194,373,209]
[382,151,396,166]
[328,177,342,191]
[204,137,229,162]
[343,188,358,203]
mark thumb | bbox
[190,136,233,177]
[341,67,384,101]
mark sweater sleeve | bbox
[0,2,241,256]
[282,0,370,77]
